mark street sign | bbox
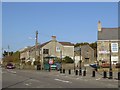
[49,59,54,64]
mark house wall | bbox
[97,40,119,64]
[74,45,95,66]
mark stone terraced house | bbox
[19,36,74,69]
[97,21,119,65]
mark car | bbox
[100,63,110,68]
[50,64,57,70]
[6,63,15,69]
[55,63,61,71]
[90,64,100,69]
[116,63,120,68]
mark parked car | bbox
[6,63,15,69]
[90,64,100,69]
[116,63,120,68]
[55,63,61,71]
[100,63,110,68]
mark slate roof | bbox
[59,42,74,46]
[98,28,118,40]
[38,41,74,48]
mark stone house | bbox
[97,21,119,65]
[19,36,74,68]
[40,36,74,68]
[74,45,94,67]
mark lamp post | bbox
[109,41,112,79]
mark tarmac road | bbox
[2,68,119,88]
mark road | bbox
[2,68,119,88]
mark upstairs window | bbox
[43,49,49,54]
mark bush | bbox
[34,61,41,65]
[63,56,74,63]
[27,61,31,65]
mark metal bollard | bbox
[75,70,78,75]
[92,70,95,77]
[118,72,120,80]
[63,69,65,74]
[103,71,107,78]
[79,69,82,76]
[69,69,71,75]
[83,70,86,76]
[109,71,113,79]
[60,69,62,73]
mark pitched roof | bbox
[59,42,74,46]
[98,28,118,40]
[40,41,51,47]
[40,41,74,47]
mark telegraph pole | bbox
[35,31,38,61]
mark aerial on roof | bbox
[98,27,118,40]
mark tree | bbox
[63,56,74,63]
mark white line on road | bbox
[54,78,72,83]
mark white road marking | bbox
[96,78,101,80]
[6,70,16,74]
[54,78,72,83]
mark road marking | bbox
[6,70,16,74]
[96,78,101,80]
[54,78,72,83]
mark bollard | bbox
[109,71,113,79]
[69,69,71,75]
[118,72,120,80]
[63,69,65,74]
[60,69,62,73]
[75,70,78,75]
[79,69,82,76]
[92,70,95,77]
[83,70,86,76]
[103,71,107,78]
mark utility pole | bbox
[35,31,38,61]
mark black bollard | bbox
[60,69,62,73]
[118,72,120,80]
[92,70,95,77]
[79,69,82,76]
[63,69,65,74]
[75,70,78,75]
[103,71,107,78]
[69,69,71,75]
[83,70,86,76]
[109,71,113,79]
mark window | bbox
[56,46,60,52]
[43,49,49,54]
[111,43,118,53]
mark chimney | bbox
[51,36,56,41]
[98,20,102,31]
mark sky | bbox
[2,2,118,52]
